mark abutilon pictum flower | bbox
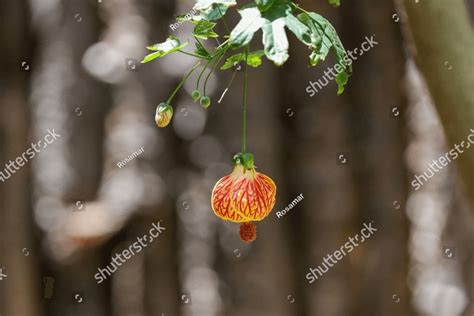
[211,153,276,243]
[155,102,173,128]
[146,47,280,243]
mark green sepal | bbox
[233,152,255,170]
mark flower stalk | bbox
[167,61,202,104]
[242,46,249,153]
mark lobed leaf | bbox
[193,0,237,21]
[229,4,264,48]
[285,13,312,46]
[193,20,219,39]
[221,50,265,69]
[194,0,236,10]
[195,41,211,59]
[176,14,201,23]
[255,0,276,12]
[146,1,350,92]
[298,12,351,93]
[261,17,289,66]
[260,1,293,66]
[142,36,188,63]
[335,72,348,94]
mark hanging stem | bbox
[242,46,249,153]
[167,61,201,104]
[177,50,206,59]
[194,36,206,51]
[196,57,214,90]
[203,49,227,95]
[196,43,230,90]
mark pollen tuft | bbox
[239,222,257,243]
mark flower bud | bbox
[200,96,211,108]
[155,102,173,128]
[192,90,201,102]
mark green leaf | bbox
[229,5,264,48]
[255,0,276,12]
[262,18,289,66]
[221,50,265,69]
[195,41,210,59]
[142,36,188,63]
[200,4,230,20]
[221,53,243,69]
[193,0,237,21]
[298,13,331,61]
[193,20,218,40]
[298,12,352,93]
[246,50,266,67]
[312,13,351,70]
[194,0,236,10]
[335,72,348,94]
[261,2,292,66]
[285,13,312,46]
[309,50,321,67]
[328,0,340,7]
[176,13,201,23]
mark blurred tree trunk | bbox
[280,0,413,315]
[30,0,111,314]
[403,0,474,213]
[402,2,474,315]
[340,1,413,315]
[142,3,181,315]
[0,0,39,315]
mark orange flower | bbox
[211,153,276,242]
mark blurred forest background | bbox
[1,0,474,315]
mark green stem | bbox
[218,48,247,103]
[242,46,249,153]
[167,61,201,104]
[194,37,206,50]
[196,42,229,89]
[291,2,309,14]
[178,50,206,59]
[215,39,230,51]
[203,49,227,96]
[196,57,214,90]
